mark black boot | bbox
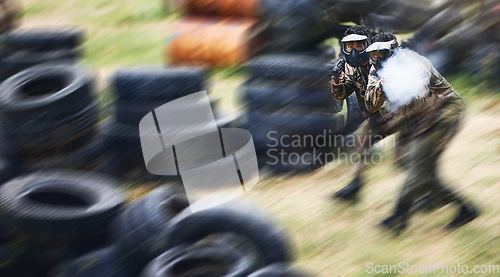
[379,214,408,236]
[333,177,362,201]
[446,204,479,229]
[409,194,435,214]
[379,202,410,236]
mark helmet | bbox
[341,34,370,67]
[366,39,398,68]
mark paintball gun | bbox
[330,58,345,85]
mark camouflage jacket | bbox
[330,62,372,119]
[365,49,465,138]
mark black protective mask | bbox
[345,48,370,68]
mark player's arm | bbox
[365,66,385,113]
[330,65,356,101]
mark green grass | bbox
[16,0,500,276]
[82,27,165,67]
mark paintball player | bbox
[330,25,392,201]
[330,25,371,117]
[364,32,478,234]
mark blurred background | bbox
[0,0,499,276]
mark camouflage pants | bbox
[352,120,383,178]
[352,116,406,178]
[396,101,466,216]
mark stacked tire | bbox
[408,1,500,81]
[0,63,109,175]
[259,0,342,53]
[140,199,292,276]
[0,28,83,81]
[54,187,294,277]
[103,67,223,181]
[359,0,448,34]
[0,171,124,276]
[236,54,346,173]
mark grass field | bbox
[17,0,500,275]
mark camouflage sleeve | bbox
[365,66,385,113]
[329,64,356,101]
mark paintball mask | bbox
[366,39,398,68]
[341,34,369,67]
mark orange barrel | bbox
[165,16,267,67]
[175,0,261,18]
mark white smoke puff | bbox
[378,49,430,110]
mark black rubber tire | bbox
[422,46,458,75]
[101,111,233,177]
[0,62,94,122]
[372,0,446,18]
[99,117,160,180]
[333,0,387,21]
[12,232,113,275]
[361,13,406,33]
[111,67,206,101]
[275,44,336,61]
[115,97,220,126]
[0,171,123,241]
[101,117,140,142]
[245,54,331,81]
[239,80,342,113]
[412,7,465,43]
[361,0,447,33]
[248,263,312,277]
[260,0,335,52]
[20,131,110,172]
[0,49,81,82]
[263,20,331,52]
[241,110,344,154]
[344,93,364,135]
[1,28,84,52]
[53,246,131,277]
[100,117,142,167]
[161,203,291,266]
[4,103,98,156]
[0,155,15,186]
[141,243,255,277]
[0,238,27,276]
[460,43,500,84]
[260,0,316,16]
[0,135,19,185]
[111,187,189,275]
[1,102,97,136]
